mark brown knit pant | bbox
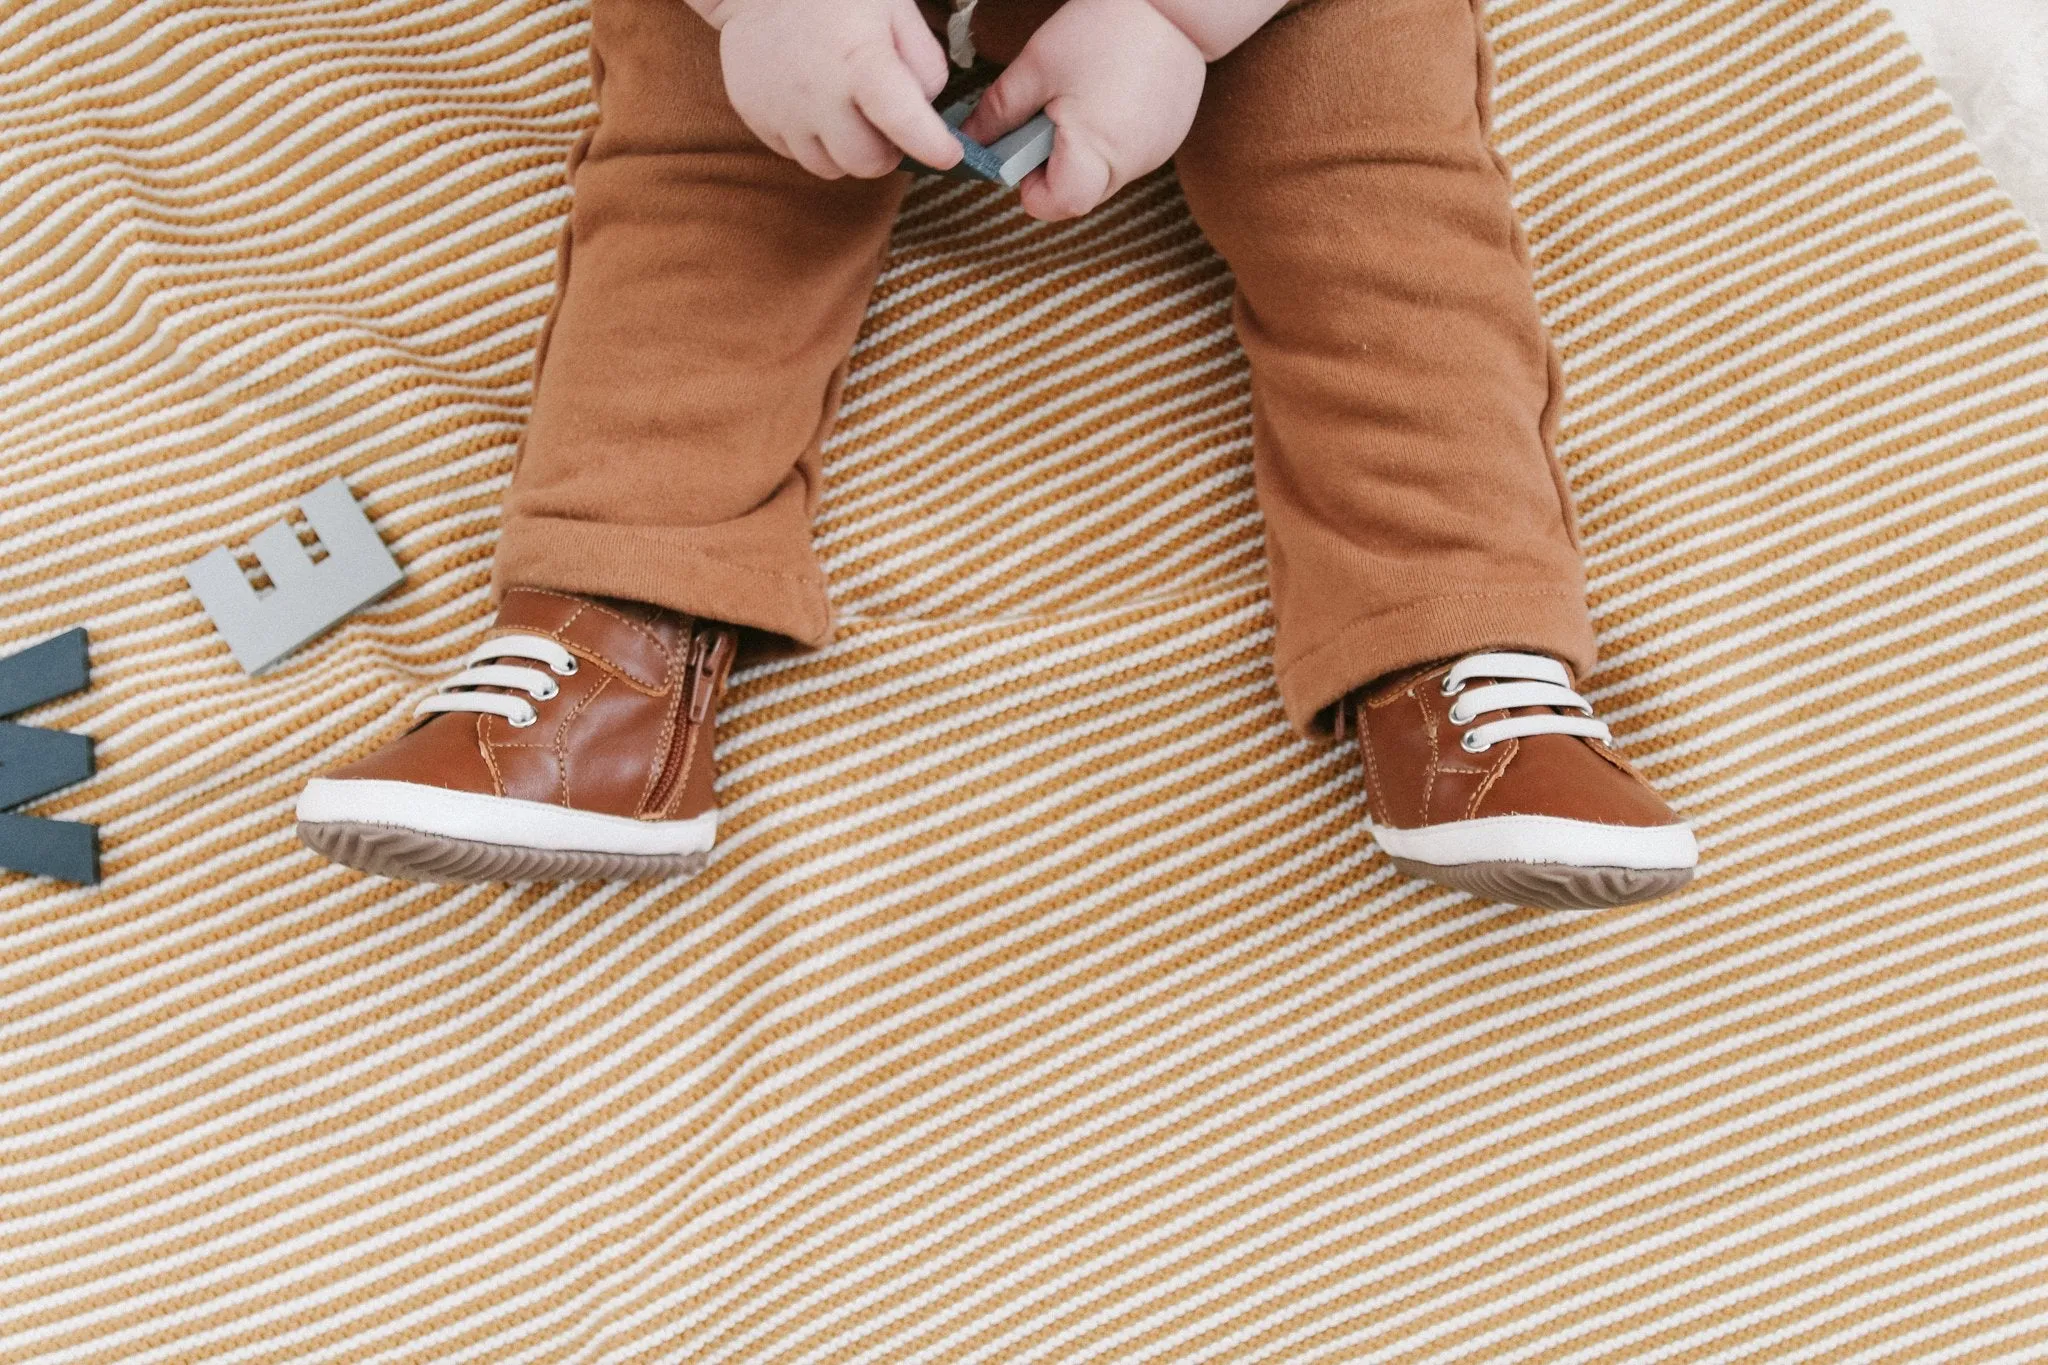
[491,0,1597,735]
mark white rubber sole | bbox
[1368,814,1698,871]
[1370,815,1699,911]
[296,778,716,885]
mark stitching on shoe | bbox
[567,596,673,660]
[495,590,674,692]
[546,590,672,664]
[488,624,668,695]
[1467,738,1516,819]
[580,596,669,642]
[1366,670,1436,710]
[1417,691,1439,827]
[1590,739,1644,782]
[556,674,609,808]
[1358,704,1386,827]
[478,725,504,798]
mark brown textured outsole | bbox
[1390,857,1694,912]
[298,821,711,886]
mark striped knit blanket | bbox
[4,0,2047,1358]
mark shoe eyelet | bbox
[533,679,560,701]
[1460,730,1489,754]
[509,707,539,729]
[552,656,579,677]
[1446,703,1472,726]
[1440,677,1464,697]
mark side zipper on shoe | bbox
[646,623,735,818]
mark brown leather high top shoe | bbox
[1342,652,1697,911]
[297,588,738,884]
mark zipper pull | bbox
[686,627,734,725]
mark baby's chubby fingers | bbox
[956,54,1048,147]
[1017,133,1114,221]
[959,44,1111,217]
[787,132,847,180]
[956,0,1205,220]
[713,0,961,180]
[816,112,901,179]
[849,29,961,173]
[890,1,951,101]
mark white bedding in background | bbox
[1886,0,2048,234]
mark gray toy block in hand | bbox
[184,477,404,674]
[904,95,1056,189]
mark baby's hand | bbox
[959,0,1208,221]
[697,0,964,179]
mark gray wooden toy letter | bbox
[184,478,404,674]
[0,626,99,885]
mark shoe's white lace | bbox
[1440,652,1612,754]
[413,634,580,729]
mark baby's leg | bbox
[1174,0,1696,910]
[492,0,908,647]
[296,0,909,886]
[1174,0,1597,736]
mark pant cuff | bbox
[492,515,836,648]
[1273,589,1598,737]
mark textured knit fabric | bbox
[6,0,2048,1356]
